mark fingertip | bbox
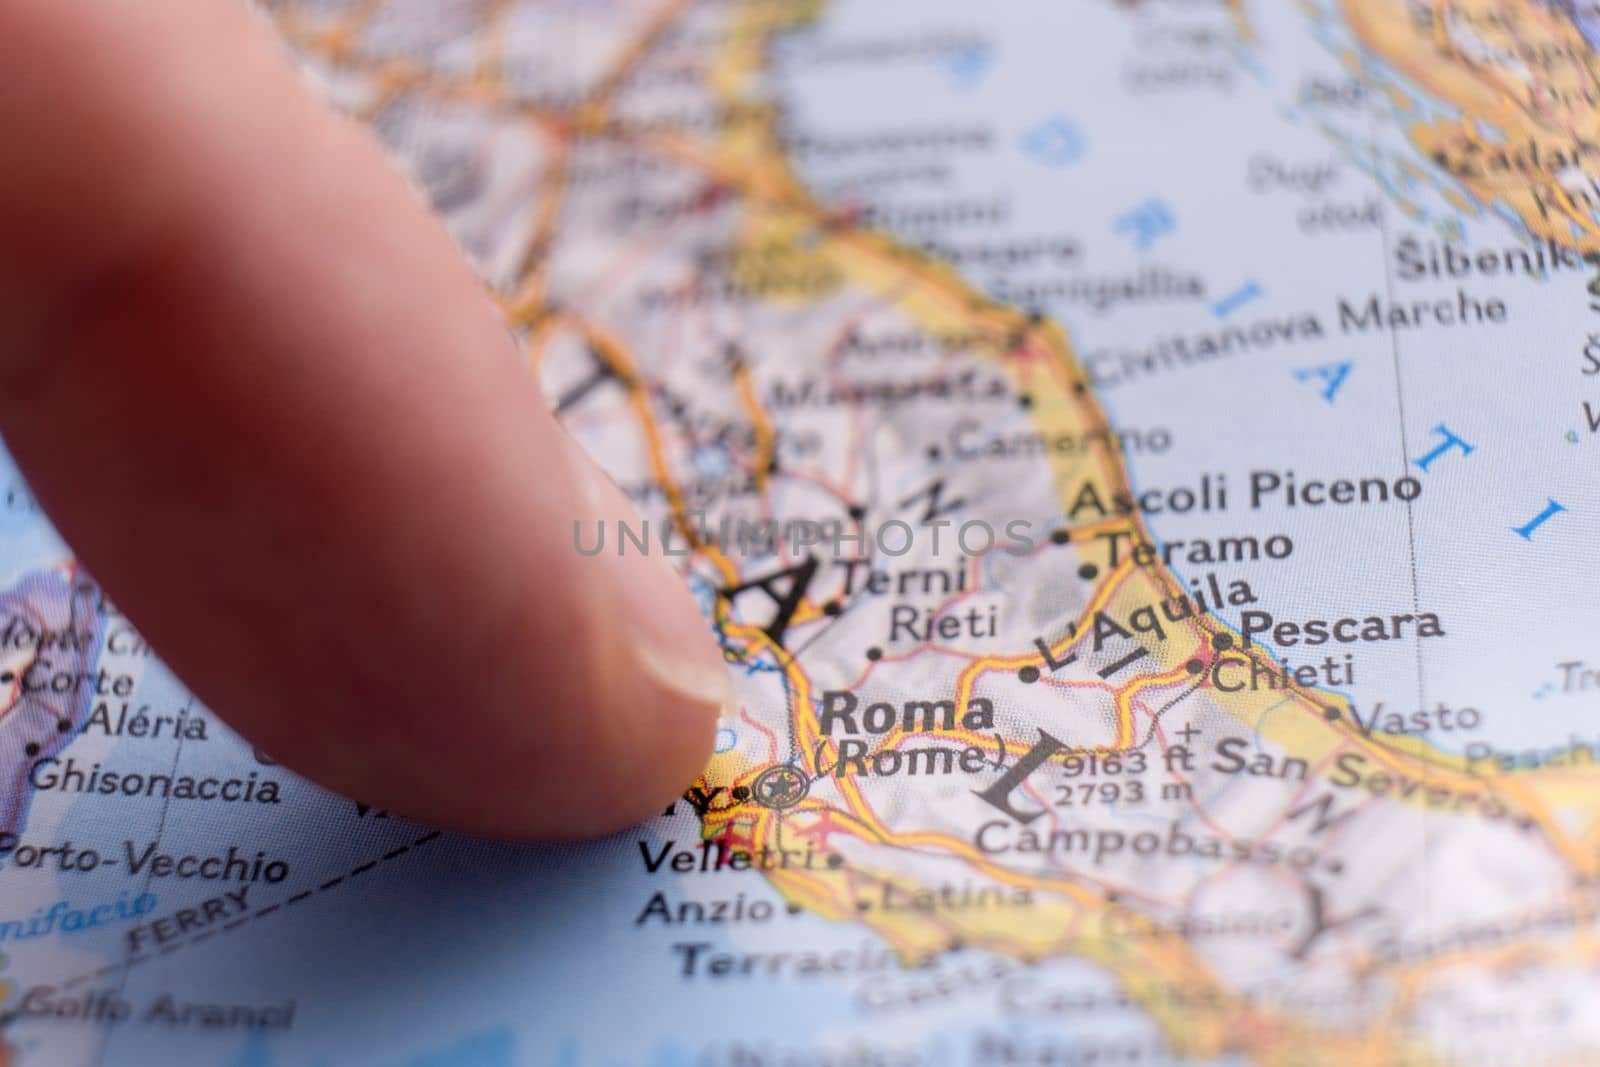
[435,441,730,841]
[0,0,736,844]
[352,623,726,843]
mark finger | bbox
[0,0,731,839]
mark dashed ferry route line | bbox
[0,828,445,1030]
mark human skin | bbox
[0,0,730,840]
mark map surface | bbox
[3,1,1600,1064]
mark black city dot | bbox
[24,743,39,757]
[1072,380,1088,394]
[731,786,750,801]
[926,445,941,461]
[1211,633,1234,652]
[866,647,883,662]
[847,504,866,521]
[1017,394,1034,409]
[1185,659,1205,675]
[1050,529,1071,546]
[823,601,843,617]
[56,719,71,733]
[1323,707,1341,721]
[1019,666,1041,684]
[1078,563,1099,580]
[826,854,845,868]
[0,672,12,683]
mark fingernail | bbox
[560,432,737,719]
